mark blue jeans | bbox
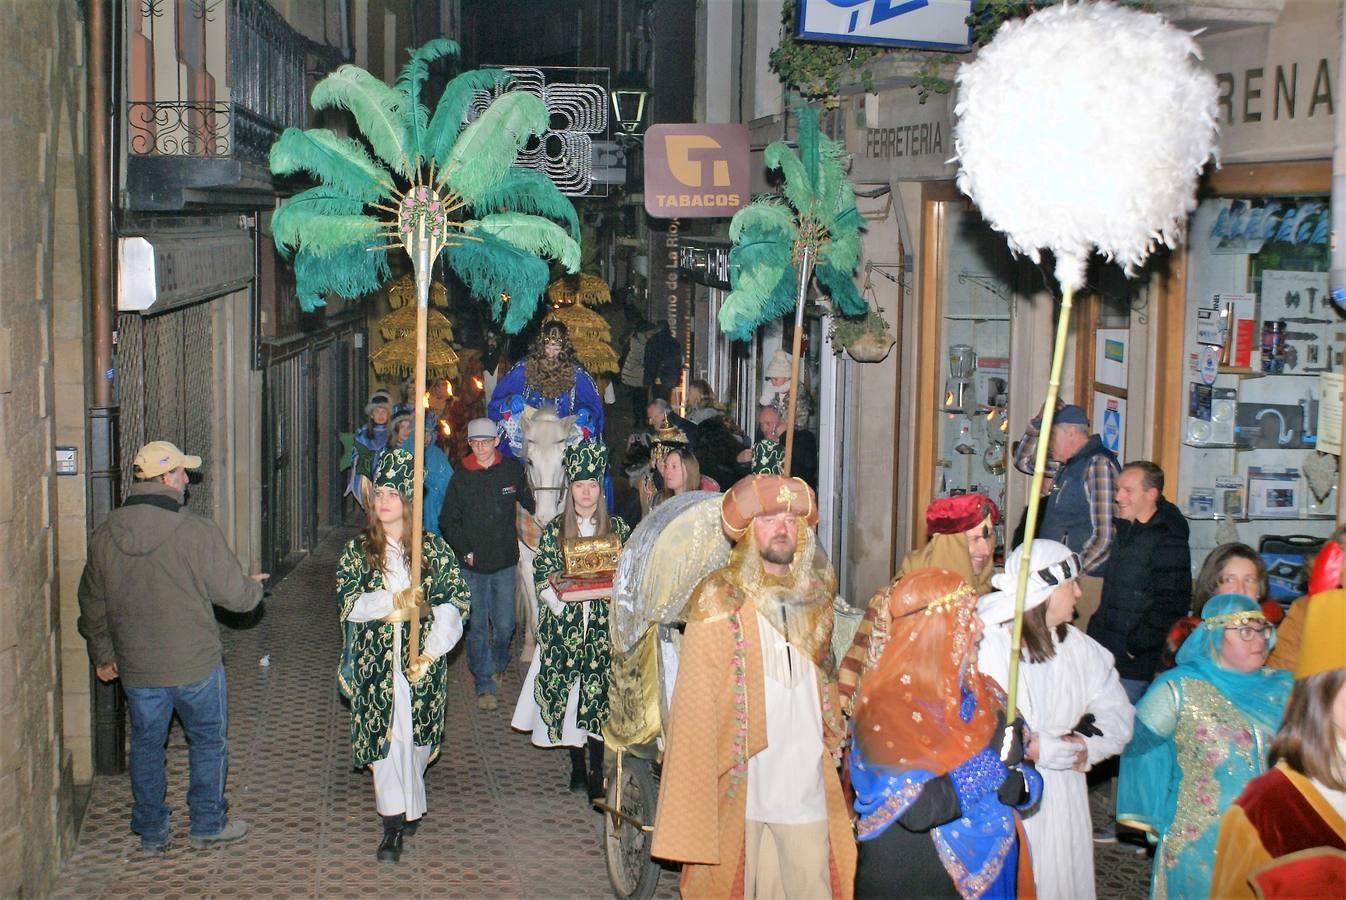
[1120,677,1151,706]
[124,663,229,846]
[464,567,517,694]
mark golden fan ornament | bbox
[371,334,460,380]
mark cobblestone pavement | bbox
[54,528,1149,898]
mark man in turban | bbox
[838,492,1000,716]
[651,473,856,898]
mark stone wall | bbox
[0,0,86,894]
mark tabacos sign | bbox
[643,124,750,218]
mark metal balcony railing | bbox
[124,0,344,167]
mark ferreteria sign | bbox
[643,124,750,218]
[847,89,957,182]
[1198,1,1339,164]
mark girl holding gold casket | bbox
[512,439,630,799]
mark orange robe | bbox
[651,579,856,898]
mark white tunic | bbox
[511,518,596,748]
[345,542,464,818]
[977,624,1135,900]
[746,612,827,824]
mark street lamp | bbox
[610,70,649,139]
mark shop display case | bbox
[924,203,1022,543]
[1177,192,1344,578]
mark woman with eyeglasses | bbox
[1159,543,1285,672]
[1117,594,1292,899]
[1210,589,1346,898]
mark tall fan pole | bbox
[408,216,431,665]
[783,244,815,476]
[1004,284,1075,721]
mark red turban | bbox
[926,493,1000,536]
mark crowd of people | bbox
[77,329,1346,899]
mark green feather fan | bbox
[268,41,580,331]
[442,231,550,332]
[470,212,581,273]
[440,92,550,202]
[424,69,511,160]
[719,101,868,340]
[310,66,412,177]
[469,167,580,240]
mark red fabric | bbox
[461,450,503,471]
[1249,850,1346,898]
[926,493,1001,535]
[1237,768,1346,859]
[1309,542,1344,595]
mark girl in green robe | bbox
[511,439,629,799]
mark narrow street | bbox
[53,528,1148,899]
[53,529,677,899]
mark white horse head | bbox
[520,406,574,526]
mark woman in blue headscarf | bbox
[1117,593,1292,899]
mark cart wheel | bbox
[604,756,661,900]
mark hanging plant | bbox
[830,307,894,362]
[769,0,884,106]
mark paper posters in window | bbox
[1093,392,1125,455]
[1318,371,1343,456]
[1094,328,1128,391]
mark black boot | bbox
[568,747,587,793]
[586,737,606,802]
[377,814,404,863]
[402,817,420,837]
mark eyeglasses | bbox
[1223,623,1273,642]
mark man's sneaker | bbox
[141,840,171,858]
[1092,823,1117,844]
[477,692,498,711]
[189,820,249,850]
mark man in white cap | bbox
[438,418,535,710]
[77,441,269,856]
[977,540,1134,899]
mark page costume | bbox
[1118,594,1291,899]
[849,568,1041,900]
[977,541,1134,899]
[512,440,627,746]
[336,450,471,824]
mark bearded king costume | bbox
[651,474,857,899]
[335,450,471,824]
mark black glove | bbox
[991,710,1027,766]
[996,768,1030,806]
[1071,712,1103,738]
[897,774,962,833]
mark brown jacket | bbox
[77,481,263,688]
[651,589,856,897]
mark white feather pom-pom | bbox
[954,2,1219,290]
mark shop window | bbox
[1178,193,1343,590]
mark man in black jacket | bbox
[439,418,535,710]
[1087,460,1192,703]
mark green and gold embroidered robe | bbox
[336,534,470,768]
[531,515,630,742]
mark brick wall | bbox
[0,0,86,895]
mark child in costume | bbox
[335,449,470,863]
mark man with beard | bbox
[487,320,604,460]
[838,492,1000,716]
[651,473,856,898]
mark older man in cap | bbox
[438,418,535,710]
[77,441,268,856]
[651,472,856,898]
[838,492,1000,716]
[1014,400,1120,625]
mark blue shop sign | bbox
[797,0,972,51]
